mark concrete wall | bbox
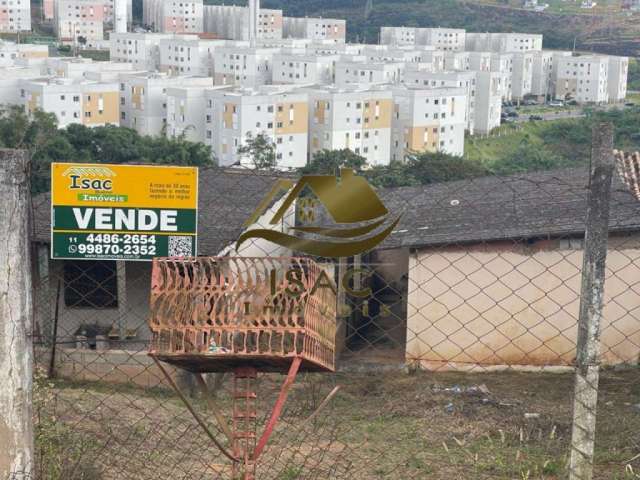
[406,235,640,370]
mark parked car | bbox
[507,111,519,117]
[625,102,636,107]
[524,100,538,106]
[529,115,544,121]
[548,100,564,107]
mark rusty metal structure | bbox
[147,257,337,479]
[615,149,640,202]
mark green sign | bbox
[51,163,198,261]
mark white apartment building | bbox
[391,87,467,160]
[165,85,210,142]
[0,42,48,67]
[530,50,555,99]
[143,0,203,34]
[443,51,471,72]
[381,27,466,51]
[305,86,393,166]
[404,70,477,134]
[20,77,120,128]
[204,87,309,169]
[283,17,346,43]
[0,66,43,105]
[159,36,234,76]
[553,54,609,104]
[44,57,135,79]
[335,60,405,87]
[0,0,31,32]
[608,56,629,103]
[360,45,428,64]
[54,0,105,45]
[474,70,503,134]
[203,5,283,41]
[511,51,534,101]
[213,46,279,87]
[43,0,55,20]
[465,33,543,53]
[118,72,212,136]
[272,53,337,85]
[488,53,514,101]
[110,32,175,70]
[467,51,492,72]
[103,0,132,28]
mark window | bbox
[63,260,118,309]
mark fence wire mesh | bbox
[27,150,640,480]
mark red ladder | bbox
[232,367,258,480]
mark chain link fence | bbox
[26,142,640,479]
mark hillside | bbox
[199,0,640,56]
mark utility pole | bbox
[0,149,34,480]
[568,123,615,480]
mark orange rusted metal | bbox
[148,257,337,479]
[148,257,337,373]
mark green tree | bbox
[237,132,276,170]
[0,106,215,193]
[404,151,488,184]
[300,148,367,175]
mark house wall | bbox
[38,260,154,348]
[406,235,640,370]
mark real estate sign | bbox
[51,163,198,261]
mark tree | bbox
[403,151,488,184]
[300,149,367,175]
[0,106,216,193]
[237,133,276,170]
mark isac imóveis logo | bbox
[236,169,401,257]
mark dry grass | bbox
[35,367,640,479]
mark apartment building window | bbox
[277,122,283,128]
[121,112,126,120]
[206,115,212,123]
[206,130,212,139]
[85,111,91,118]
[267,122,273,128]
[60,95,65,100]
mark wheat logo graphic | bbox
[236,169,401,257]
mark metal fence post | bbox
[568,123,615,480]
[0,149,34,479]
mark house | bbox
[31,166,640,381]
[375,167,640,370]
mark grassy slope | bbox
[245,0,640,55]
[466,108,640,173]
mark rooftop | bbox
[32,167,640,254]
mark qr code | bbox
[168,236,193,257]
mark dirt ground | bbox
[35,367,640,480]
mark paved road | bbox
[511,110,585,123]
[509,102,635,124]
